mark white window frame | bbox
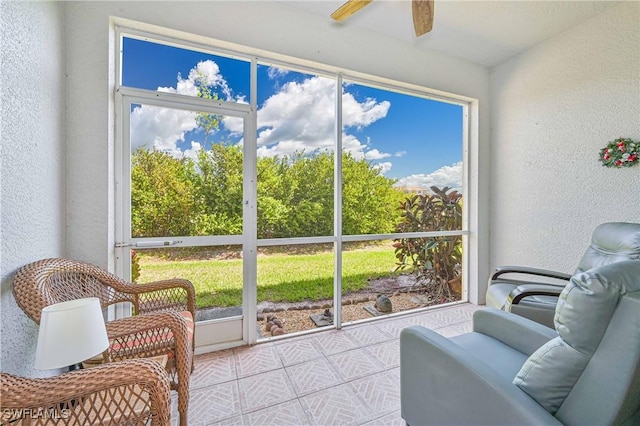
[114,25,474,346]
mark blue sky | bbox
[123,37,463,190]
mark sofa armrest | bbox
[506,284,565,306]
[472,308,557,356]
[491,266,571,282]
[400,325,560,425]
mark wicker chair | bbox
[12,258,197,426]
[1,358,171,425]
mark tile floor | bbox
[173,303,481,425]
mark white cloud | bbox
[158,60,232,100]
[267,67,289,80]
[131,60,234,156]
[131,63,394,165]
[373,161,393,174]
[343,94,390,129]
[256,77,335,150]
[364,149,391,160]
[223,116,244,136]
[183,141,202,161]
[394,151,407,157]
[254,76,393,162]
[130,104,197,153]
[394,162,462,192]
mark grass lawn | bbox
[137,244,398,309]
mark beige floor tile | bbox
[211,415,244,426]
[184,303,478,426]
[351,369,401,419]
[274,337,323,367]
[312,329,359,356]
[299,383,373,426]
[233,343,283,378]
[365,340,400,369]
[343,324,393,347]
[243,399,309,426]
[329,348,385,382]
[191,350,237,389]
[238,368,297,413]
[375,314,447,339]
[422,303,480,326]
[360,410,404,426]
[285,357,344,396]
[181,381,242,425]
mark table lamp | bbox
[34,297,109,370]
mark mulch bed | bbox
[257,276,460,337]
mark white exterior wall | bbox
[490,2,640,274]
[0,1,67,376]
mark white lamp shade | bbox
[34,297,110,370]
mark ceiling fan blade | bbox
[412,0,434,36]
[331,0,374,22]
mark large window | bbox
[116,31,469,347]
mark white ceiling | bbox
[280,1,621,68]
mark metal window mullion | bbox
[243,57,259,345]
[341,230,467,242]
[130,235,244,248]
[339,73,470,108]
[334,75,343,330]
[257,236,334,247]
[461,103,471,302]
[117,86,251,117]
[119,27,254,67]
[113,92,133,320]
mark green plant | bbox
[393,186,462,299]
[131,250,141,283]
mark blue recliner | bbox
[486,222,640,328]
[401,260,640,425]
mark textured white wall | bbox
[64,2,491,297]
[490,2,640,273]
[0,1,67,376]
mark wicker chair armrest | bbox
[121,278,194,296]
[105,312,193,426]
[1,359,171,425]
[105,311,192,360]
[130,279,196,318]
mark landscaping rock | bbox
[375,294,393,313]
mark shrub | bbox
[393,186,462,299]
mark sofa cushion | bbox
[513,262,632,413]
[451,332,529,382]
